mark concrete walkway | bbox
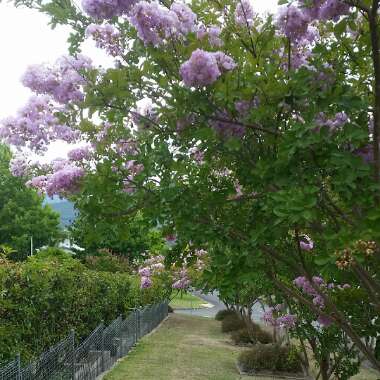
[175,291,266,321]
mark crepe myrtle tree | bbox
[4,0,380,369]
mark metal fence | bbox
[0,302,168,380]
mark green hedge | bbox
[0,248,167,364]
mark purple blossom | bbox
[129,1,180,46]
[26,175,48,195]
[235,97,259,116]
[45,164,85,197]
[317,314,333,327]
[277,314,297,328]
[277,5,309,42]
[214,52,237,71]
[86,24,124,56]
[235,0,255,27]
[141,276,152,288]
[115,139,139,155]
[190,147,205,164]
[170,2,197,35]
[262,306,297,329]
[300,235,314,251]
[298,0,350,22]
[68,146,91,161]
[314,111,349,132]
[210,110,245,138]
[21,55,92,104]
[180,49,221,87]
[151,262,164,271]
[353,144,375,164]
[122,178,137,193]
[82,0,137,19]
[208,26,223,47]
[180,49,236,87]
[125,160,144,176]
[319,0,350,21]
[0,96,78,153]
[138,267,151,277]
[9,157,28,177]
[196,25,207,40]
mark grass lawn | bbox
[104,313,380,380]
[103,313,252,380]
[169,292,208,309]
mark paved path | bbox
[175,291,266,321]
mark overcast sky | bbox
[0,0,278,159]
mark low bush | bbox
[231,328,252,344]
[221,314,245,332]
[83,249,131,273]
[253,328,273,344]
[215,309,236,321]
[238,344,302,374]
[231,326,273,345]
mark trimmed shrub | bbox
[238,344,302,373]
[0,248,167,365]
[221,314,245,332]
[231,326,273,345]
[253,329,273,344]
[215,309,236,321]
[231,328,253,344]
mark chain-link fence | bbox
[0,302,168,380]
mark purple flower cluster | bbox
[235,97,259,116]
[235,0,255,27]
[180,49,236,87]
[122,160,144,193]
[210,110,246,139]
[141,276,152,288]
[277,5,309,42]
[129,1,196,46]
[190,147,205,164]
[262,305,297,329]
[9,157,28,177]
[0,96,78,153]
[300,235,314,251]
[82,0,137,19]
[68,146,91,161]
[314,111,349,132]
[300,0,350,22]
[21,55,92,104]
[26,162,85,197]
[294,276,326,310]
[353,144,376,164]
[138,255,165,289]
[278,1,350,42]
[197,25,223,47]
[172,268,190,289]
[170,2,197,35]
[115,138,139,156]
[86,24,124,56]
[22,55,91,104]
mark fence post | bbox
[16,353,21,380]
[71,329,75,380]
[118,314,122,359]
[101,328,105,372]
[134,310,137,343]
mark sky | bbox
[0,0,278,159]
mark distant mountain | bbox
[44,196,77,228]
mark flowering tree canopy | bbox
[3,0,380,372]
